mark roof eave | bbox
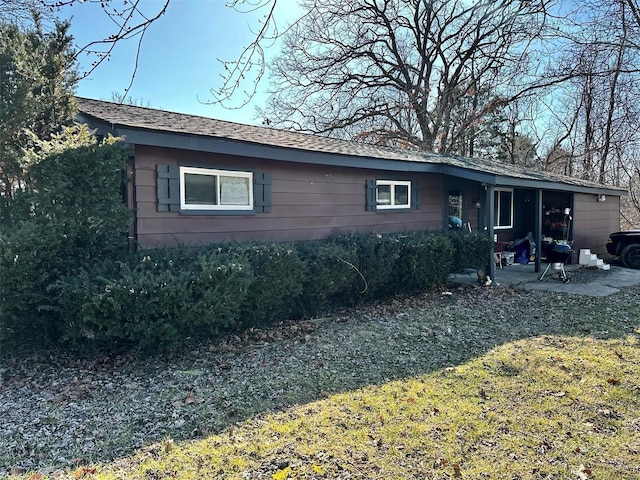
[495,176,627,196]
[77,111,626,197]
[76,113,117,136]
[113,126,442,173]
[441,165,626,196]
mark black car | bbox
[606,230,640,269]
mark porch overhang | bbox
[440,165,627,197]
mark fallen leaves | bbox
[434,458,463,478]
[73,467,96,478]
[171,395,199,407]
[2,284,640,478]
[573,464,593,479]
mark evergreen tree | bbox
[0,13,78,198]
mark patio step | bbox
[578,249,611,270]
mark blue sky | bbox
[57,0,295,124]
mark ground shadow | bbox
[2,282,639,473]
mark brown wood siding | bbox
[572,192,620,256]
[133,145,445,248]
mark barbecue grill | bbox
[539,242,573,283]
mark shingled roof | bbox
[75,97,625,196]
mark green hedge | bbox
[54,252,252,350]
[0,124,494,354]
[294,239,360,315]
[234,243,305,327]
[447,230,494,274]
[1,230,492,353]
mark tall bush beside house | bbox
[0,127,131,348]
[22,126,130,260]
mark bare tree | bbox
[0,0,54,24]
[260,0,556,153]
[1,0,281,106]
[524,0,639,226]
[539,0,640,184]
[208,0,288,109]
[623,0,640,50]
[109,90,152,107]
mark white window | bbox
[180,167,253,211]
[494,188,513,229]
[376,180,411,209]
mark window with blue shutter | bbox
[366,179,420,211]
[157,165,272,214]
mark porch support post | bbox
[486,185,495,281]
[534,189,542,273]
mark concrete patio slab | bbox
[450,263,640,297]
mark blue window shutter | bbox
[366,179,377,211]
[254,172,272,213]
[412,180,421,210]
[157,165,180,212]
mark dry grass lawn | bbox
[85,336,640,479]
[3,283,640,479]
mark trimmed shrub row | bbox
[1,230,491,353]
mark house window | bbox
[494,188,513,229]
[180,167,253,211]
[376,180,411,209]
